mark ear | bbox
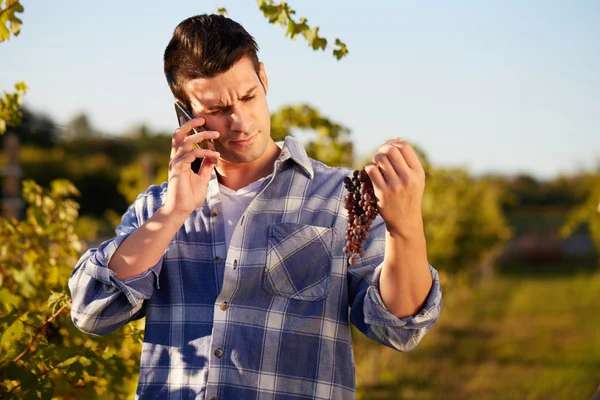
[258,62,269,93]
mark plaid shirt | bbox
[69,136,442,400]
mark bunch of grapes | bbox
[343,168,379,265]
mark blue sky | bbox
[2,0,599,179]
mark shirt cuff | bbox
[83,233,163,307]
[363,264,442,329]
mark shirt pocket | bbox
[262,222,334,301]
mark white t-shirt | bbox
[219,174,271,250]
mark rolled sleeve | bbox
[363,264,442,329]
[348,254,443,352]
[69,185,167,336]
[360,264,442,351]
[83,232,163,308]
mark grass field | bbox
[354,262,600,400]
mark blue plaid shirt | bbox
[69,136,442,400]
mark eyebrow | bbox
[206,86,258,111]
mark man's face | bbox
[183,57,271,165]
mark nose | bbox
[229,105,253,133]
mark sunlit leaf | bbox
[333,38,348,60]
[1,316,26,345]
[257,0,347,59]
[0,0,24,42]
[47,290,70,314]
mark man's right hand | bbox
[162,116,221,217]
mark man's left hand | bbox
[364,138,426,239]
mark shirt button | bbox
[214,256,222,263]
[220,302,229,311]
[214,348,223,358]
[211,209,219,217]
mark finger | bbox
[172,148,220,172]
[374,143,410,177]
[364,162,386,192]
[372,154,402,187]
[392,139,423,172]
[196,156,218,181]
[171,117,207,158]
[176,130,220,159]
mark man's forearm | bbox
[379,228,433,319]
[108,206,189,280]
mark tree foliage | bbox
[0,81,27,135]
[0,1,26,134]
[422,169,513,277]
[560,172,600,255]
[0,180,143,398]
[270,104,354,167]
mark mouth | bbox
[230,132,258,147]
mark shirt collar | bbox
[209,135,315,185]
[276,136,314,179]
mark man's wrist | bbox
[157,205,190,229]
[386,215,425,242]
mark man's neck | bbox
[215,140,281,191]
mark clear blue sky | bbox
[2,0,599,179]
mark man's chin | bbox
[218,152,260,165]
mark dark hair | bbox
[164,14,260,108]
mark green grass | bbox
[354,264,600,400]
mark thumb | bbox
[196,157,217,182]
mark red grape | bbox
[342,167,379,265]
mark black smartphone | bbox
[174,102,216,152]
[174,102,217,173]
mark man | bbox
[69,14,442,400]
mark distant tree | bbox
[62,113,96,141]
[1,106,59,148]
[270,104,354,167]
[560,171,600,258]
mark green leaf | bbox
[102,346,116,360]
[78,356,92,367]
[256,0,348,60]
[302,26,327,50]
[333,38,348,60]
[216,7,228,16]
[14,81,27,94]
[0,306,19,328]
[56,356,80,369]
[47,290,70,314]
[0,23,9,42]
[0,1,24,42]
[9,14,21,36]
[0,315,26,345]
[0,81,28,134]
[50,179,80,198]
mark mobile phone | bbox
[174,101,216,152]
